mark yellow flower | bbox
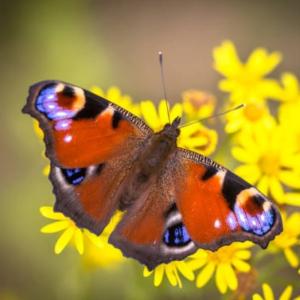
[178,123,218,156]
[91,86,141,116]
[140,100,218,155]
[33,120,50,176]
[189,242,252,294]
[82,212,125,268]
[232,124,300,205]
[140,99,183,131]
[182,89,216,121]
[40,206,118,256]
[213,41,282,103]
[269,212,300,268]
[40,206,87,254]
[252,283,300,300]
[224,100,276,134]
[143,261,195,288]
[277,74,300,151]
[278,73,300,107]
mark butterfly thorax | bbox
[119,118,181,210]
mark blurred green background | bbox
[1,0,300,299]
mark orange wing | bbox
[23,81,152,234]
[23,81,151,168]
[109,159,197,270]
[175,149,283,250]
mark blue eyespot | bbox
[61,168,86,186]
[163,223,191,247]
[234,203,275,236]
[35,85,76,121]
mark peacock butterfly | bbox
[22,80,282,270]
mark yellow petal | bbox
[213,41,242,77]
[170,103,183,122]
[257,176,270,195]
[54,227,75,254]
[246,48,281,77]
[40,221,70,233]
[279,171,300,189]
[90,86,104,97]
[284,248,299,268]
[154,265,165,287]
[84,229,105,248]
[40,206,66,220]
[158,100,170,125]
[279,285,293,300]
[74,228,84,255]
[231,147,258,164]
[33,120,44,139]
[140,101,160,130]
[225,118,242,133]
[282,73,299,99]
[215,264,227,294]
[252,294,264,300]
[165,266,178,286]
[262,283,275,300]
[143,267,153,277]
[196,262,215,288]
[43,164,50,176]
[188,258,208,271]
[107,86,121,102]
[232,258,251,272]
[283,193,300,207]
[269,177,284,203]
[177,261,195,281]
[234,164,261,185]
[235,250,252,260]
[225,265,238,291]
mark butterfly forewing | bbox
[23,80,152,234]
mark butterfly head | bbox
[161,117,181,139]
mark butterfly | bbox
[23,80,283,270]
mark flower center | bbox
[243,102,265,122]
[259,153,280,176]
[207,247,235,264]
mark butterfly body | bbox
[23,80,283,270]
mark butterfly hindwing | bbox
[175,148,283,250]
[109,155,197,270]
[23,80,152,234]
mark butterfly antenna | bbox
[158,51,171,123]
[179,104,245,128]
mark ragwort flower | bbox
[277,73,300,121]
[82,211,125,268]
[143,261,195,288]
[33,120,50,176]
[232,123,300,205]
[224,100,276,134]
[140,100,218,155]
[40,206,88,254]
[269,211,300,268]
[91,85,141,116]
[182,89,216,121]
[188,242,253,294]
[253,283,300,300]
[213,41,281,103]
[40,206,123,262]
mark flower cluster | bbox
[35,41,300,298]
